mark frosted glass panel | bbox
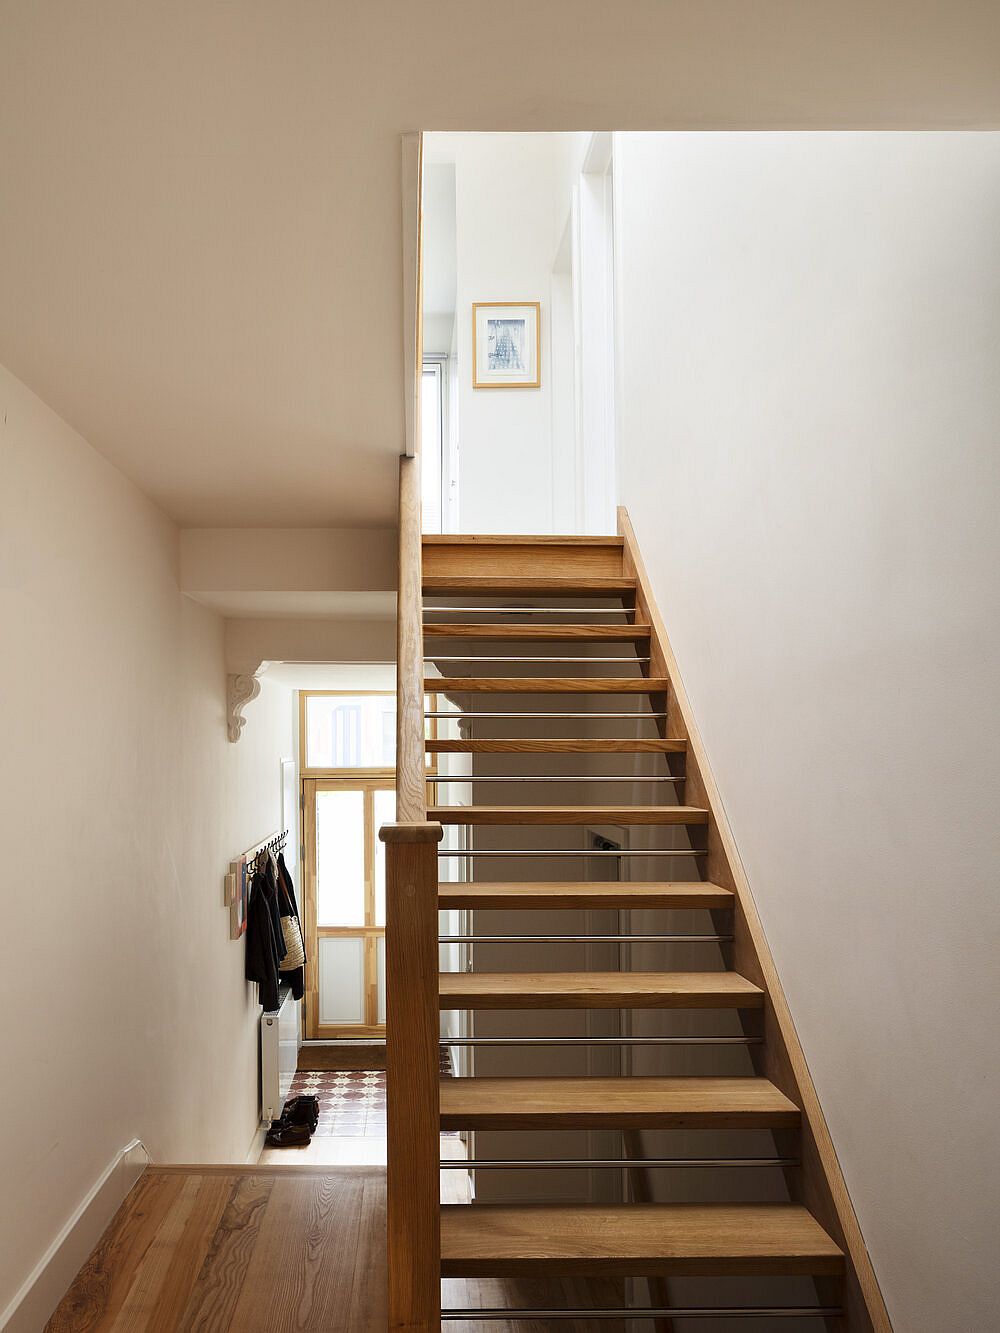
[373,788,396,927]
[319,937,366,1025]
[377,936,386,1025]
[306,695,396,768]
[316,789,364,926]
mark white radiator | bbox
[260,984,301,1124]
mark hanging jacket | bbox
[245,863,282,1012]
[276,852,306,1002]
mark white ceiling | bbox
[2,3,998,527]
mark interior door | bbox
[302,777,395,1038]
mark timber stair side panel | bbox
[414,531,883,1329]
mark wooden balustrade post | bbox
[381,820,443,1332]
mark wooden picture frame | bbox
[472,301,541,389]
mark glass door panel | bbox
[316,788,365,926]
[318,937,366,1025]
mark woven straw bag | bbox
[279,913,305,970]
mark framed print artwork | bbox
[472,301,541,389]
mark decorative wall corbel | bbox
[227,670,263,743]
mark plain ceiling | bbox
[2,2,998,527]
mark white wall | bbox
[614,131,1000,1333]
[0,364,294,1320]
[431,133,569,533]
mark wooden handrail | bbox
[396,454,427,822]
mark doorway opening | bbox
[420,131,618,535]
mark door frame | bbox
[297,689,438,1039]
[301,776,394,1039]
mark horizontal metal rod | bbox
[443,1158,799,1170]
[439,934,732,943]
[425,655,650,663]
[441,1309,843,1322]
[426,711,666,719]
[437,848,704,857]
[428,775,683,783]
[443,1036,762,1046]
[424,606,635,615]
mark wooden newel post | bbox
[381,820,443,1332]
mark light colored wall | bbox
[226,618,396,675]
[0,363,294,1320]
[614,131,1000,1333]
[180,527,395,593]
[436,133,569,533]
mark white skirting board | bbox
[245,1121,269,1164]
[0,1138,149,1333]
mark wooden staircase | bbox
[384,465,890,1331]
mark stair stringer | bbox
[619,505,892,1333]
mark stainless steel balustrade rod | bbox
[441,1308,843,1322]
[437,848,704,857]
[425,711,667,719]
[423,606,636,615]
[442,1157,799,1170]
[427,775,683,783]
[439,933,732,943]
[445,1035,762,1046]
[424,655,651,663]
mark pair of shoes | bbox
[279,1094,320,1134]
[264,1095,321,1148]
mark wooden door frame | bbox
[302,775,394,1039]
[298,688,437,1038]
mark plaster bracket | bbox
[227,669,263,743]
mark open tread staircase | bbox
[384,509,890,1330]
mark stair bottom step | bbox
[440,1203,844,1278]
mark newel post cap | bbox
[378,821,444,844]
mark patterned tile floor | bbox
[287,1069,386,1137]
[282,1049,454,1139]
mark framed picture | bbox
[472,301,541,389]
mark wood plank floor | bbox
[45,1166,386,1332]
[46,1163,622,1331]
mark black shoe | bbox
[278,1095,320,1132]
[265,1119,311,1148]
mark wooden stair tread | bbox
[424,623,650,640]
[423,576,635,595]
[440,1203,844,1278]
[440,1077,800,1129]
[427,738,685,753]
[429,804,707,825]
[439,971,764,1010]
[437,881,734,909]
[431,676,667,693]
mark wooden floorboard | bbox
[46,1163,625,1333]
[45,1167,387,1333]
